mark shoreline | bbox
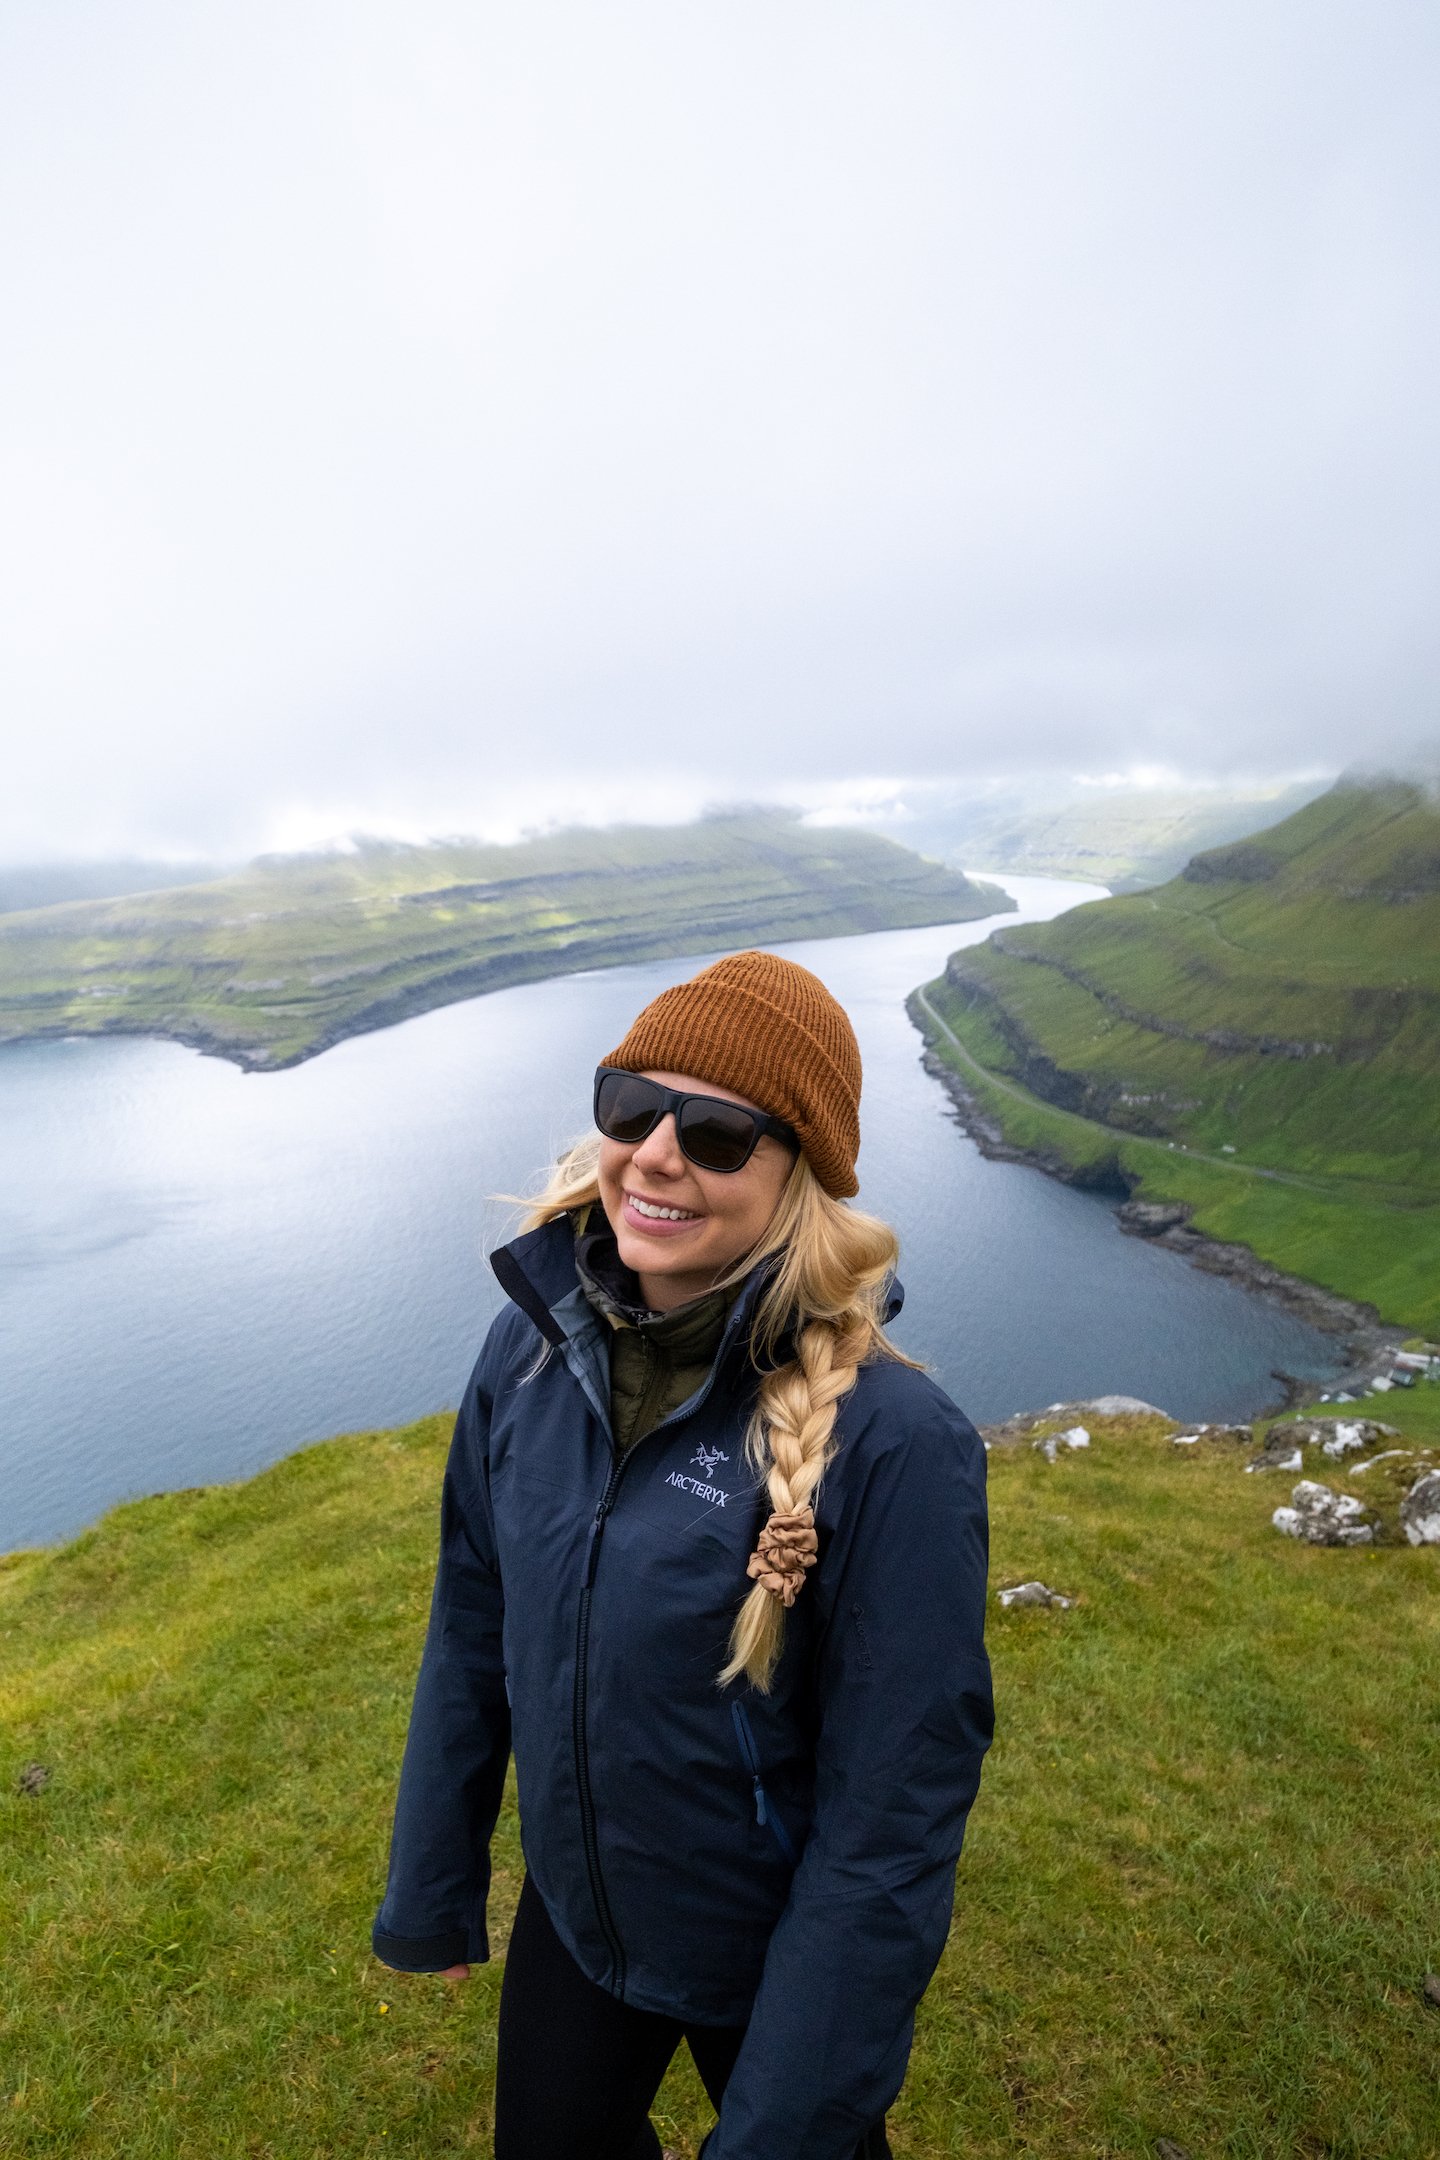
[915,1041,1406,1414]
[0,893,1019,1078]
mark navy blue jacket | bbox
[372,1214,993,2159]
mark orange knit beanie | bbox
[599,950,862,1198]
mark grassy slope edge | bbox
[914,775,1440,1334]
[0,814,1009,1071]
[3,1392,1438,2156]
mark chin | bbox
[616,1227,692,1273]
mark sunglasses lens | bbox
[595,1070,663,1143]
[676,1097,759,1172]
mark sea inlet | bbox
[0,877,1343,1550]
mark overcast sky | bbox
[2,1,1436,860]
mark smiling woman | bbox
[371,949,994,2160]
[594,1068,798,1309]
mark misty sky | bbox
[3,1,1437,860]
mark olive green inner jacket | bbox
[572,1209,743,1454]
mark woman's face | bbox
[597,1068,795,1312]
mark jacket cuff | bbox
[371,1920,489,1972]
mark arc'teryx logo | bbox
[665,1442,730,1508]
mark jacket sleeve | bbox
[371,1346,511,1973]
[706,1402,994,2160]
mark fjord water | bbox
[0,878,1343,1551]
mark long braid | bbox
[719,1314,872,1690]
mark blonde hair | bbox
[518,1135,912,1691]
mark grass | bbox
[914,776,1440,1335]
[0,814,1007,1071]
[4,1387,1439,2156]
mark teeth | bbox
[629,1195,699,1222]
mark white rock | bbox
[1245,1448,1303,1474]
[1172,1434,1202,1446]
[1371,1376,1394,1392]
[1348,1450,1411,1476]
[1322,1421,1367,1458]
[1400,1471,1440,1547]
[998,1580,1075,1609]
[1272,1480,1375,1547]
[1034,1424,1091,1461]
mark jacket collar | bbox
[489,1211,905,1371]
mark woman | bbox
[372,949,994,2159]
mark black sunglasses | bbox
[593,1067,798,1174]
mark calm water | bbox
[0,877,1343,1550]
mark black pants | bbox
[494,1874,891,2160]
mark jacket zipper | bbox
[570,1383,727,1997]
[731,1700,799,1867]
[573,1451,629,1992]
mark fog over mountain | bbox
[2,1,1436,861]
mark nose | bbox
[630,1113,686,1177]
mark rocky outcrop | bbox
[1272,1481,1376,1546]
[1181,844,1280,885]
[1246,1417,1402,1471]
[1116,1201,1190,1237]
[1246,1435,1305,1473]
[980,1397,1169,1448]
[1033,1425,1090,1462]
[1401,1471,1440,1546]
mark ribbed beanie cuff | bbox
[598,950,862,1197]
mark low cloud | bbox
[2,1,1436,861]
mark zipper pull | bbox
[753,1779,768,1828]
[584,1499,610,1587]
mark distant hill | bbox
[913,773,1440,1333]
[881,776,1328,892]
[0,859,221,915]
[0,812,1010,1070]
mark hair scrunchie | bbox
[745,1506,819,1608]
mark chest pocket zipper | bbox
[731,1700,799,1867]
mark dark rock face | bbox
[1116,1200,1191,1237]
[1181,844,1279,884]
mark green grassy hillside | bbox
[915,775,1440,1332]
[3,1390,1437,2156]
[0,814,1007,1070]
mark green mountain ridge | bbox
[913,774,1440,1333]
[0,813,1009,1071]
